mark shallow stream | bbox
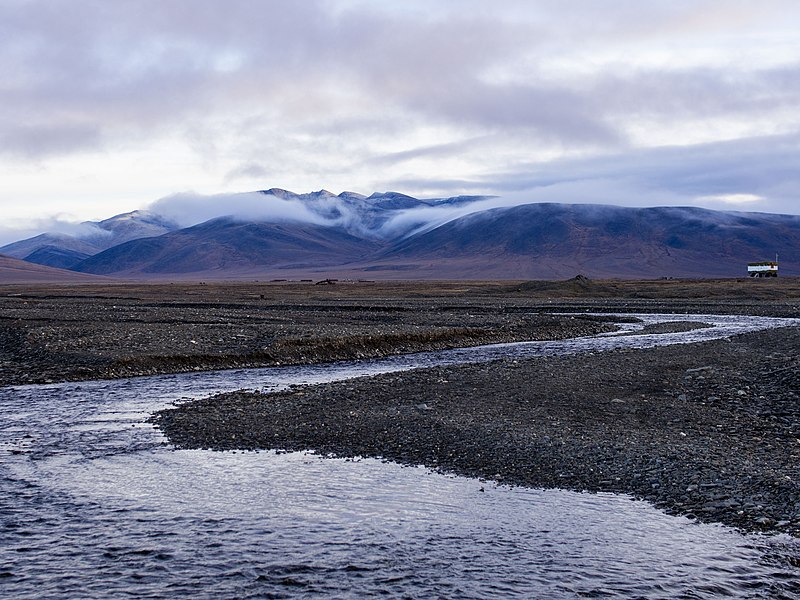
[1,314,799,598]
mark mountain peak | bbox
[338,191,367,200]
[260,188,297,200]
[366,191,416,201]
[98,210,179,230]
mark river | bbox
[1,314,799,598]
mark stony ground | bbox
[3,278,800,537]
[2,277,800,386]
[154,325,800,537]
[0,280,625,385]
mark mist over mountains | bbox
[2,189,798,281]
[1,210,179,269]
[147,188,492,237]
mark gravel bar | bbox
[153,324,800,538]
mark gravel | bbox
[0,282,621,385]
[3,280,799,537]
[153,325,800,538]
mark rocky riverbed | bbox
[3,279,800,537]
[0,284,618,386]
[153,324,800,538]
[2,277,800,386]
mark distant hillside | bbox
[0,255,109,284]
[365,203,799,279]
[5,193,799,280]
[22,246,93,270]
[73,218,384,276]
[0,234,98,263]
[0,210,180,268]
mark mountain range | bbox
[1,189,797,281]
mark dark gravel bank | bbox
[0,281,639,386]
[0,304,614,386]
[153,325,800,538]
[3,278,800,386]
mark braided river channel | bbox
[2,314,799,598]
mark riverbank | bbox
[0,282,619,386]
[2,278,800,386]
[153,324,800,537]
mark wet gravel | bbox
[153,325,800,538]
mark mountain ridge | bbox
[3,192,798,280]
[0,210,180,269]
[72,218,385,276]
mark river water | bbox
[1,314,799,598]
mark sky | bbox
[1,0,799,244]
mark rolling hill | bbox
[0,210,179,269]
[0,255,109,284]
[363,203,799,279]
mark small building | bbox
[747,261,778,277]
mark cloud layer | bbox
[1,0,799,236]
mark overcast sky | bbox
[1,0,799,243]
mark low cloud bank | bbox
[144,188,507,239]
[147,191,329,229]
[3,128,799,249]
[0,218,110,249]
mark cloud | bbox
[379,197,511,237]
[145,189,461,238]
[1,0,800,228]
[0,123,103,159]
[385,131,800,215]
[147,191,329,228]
[0,216,111,248]
[696,193,764,206]
[3,0,796,160]
[223,162,272,184]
